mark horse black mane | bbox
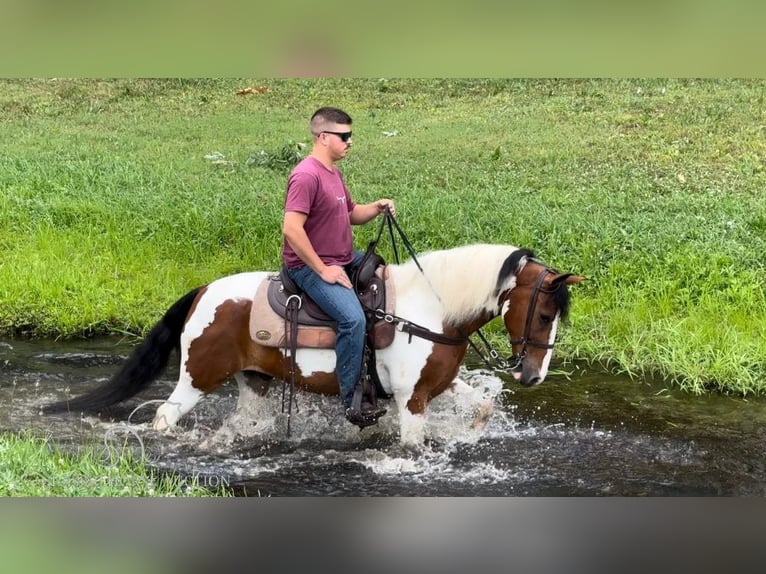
[496,248,571,320]
[551,276,572,320]
[496,248,535,290]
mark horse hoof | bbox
[152,416,170,431]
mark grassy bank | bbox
[1,78,765,395]
[0,431,226,496]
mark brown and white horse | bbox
[43,244,583,445]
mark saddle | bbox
[249,256,396,350]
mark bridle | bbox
[374,210,563,374]
[469,265,563,373]
[505,266,558,370]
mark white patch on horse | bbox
[378,264,441,398]
[294,348,337,376]
[396,244,523,324]
[183,272,268,341]
[539,313,559,380]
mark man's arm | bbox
[349,199,396,225]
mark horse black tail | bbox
[42,287,202,415]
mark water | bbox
[2,336,766,496]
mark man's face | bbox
[319,123,352,160]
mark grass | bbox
[0,431,227,496]
[1,78,766,395]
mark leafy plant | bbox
[247,139,307,171]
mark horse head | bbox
[499,255,584,387]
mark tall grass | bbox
[1,78,765,395]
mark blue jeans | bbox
[286,251,366,407]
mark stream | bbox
[2,336,766,496]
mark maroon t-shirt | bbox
[282,156,357,269]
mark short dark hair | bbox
[310,107,352,134]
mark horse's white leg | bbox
[208,371,263,433]
[234,371,273,410]
[378,341,432,446]
[235,372,254,410]
[152,371,204,430]
[399,410,427,446]
[152,325,203,430]
[447,377,494,431]
[392,391,427,446]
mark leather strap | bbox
[398,320,467,346]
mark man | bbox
[282,106,395,426]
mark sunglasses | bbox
[321,130,353,143]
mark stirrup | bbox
[345,405,386,429]
[361,401,386,419]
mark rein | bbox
[372,307,467,346]
[372,212,563,376]
[381,208,421,270]
[379,211,545,367]
[364,210,467,347]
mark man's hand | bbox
[376,199,396,217]
[319,264,352,289]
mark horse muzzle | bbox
[511,359,543,387]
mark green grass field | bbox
[2,78,765,395]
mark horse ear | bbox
[551,273,585,286]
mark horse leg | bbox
[446,377,494,431]
[153,296,252,430]
[198,370,271,435]
[391,355,473,444]
[152,370,204,430]
[235,370,272,410]
[234,370,275,420]
[394,389,429,446]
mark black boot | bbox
[345,348,387,429]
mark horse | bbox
[43,244,583,445]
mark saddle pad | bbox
[249,267,396,350]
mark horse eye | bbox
[539,314,552,325]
